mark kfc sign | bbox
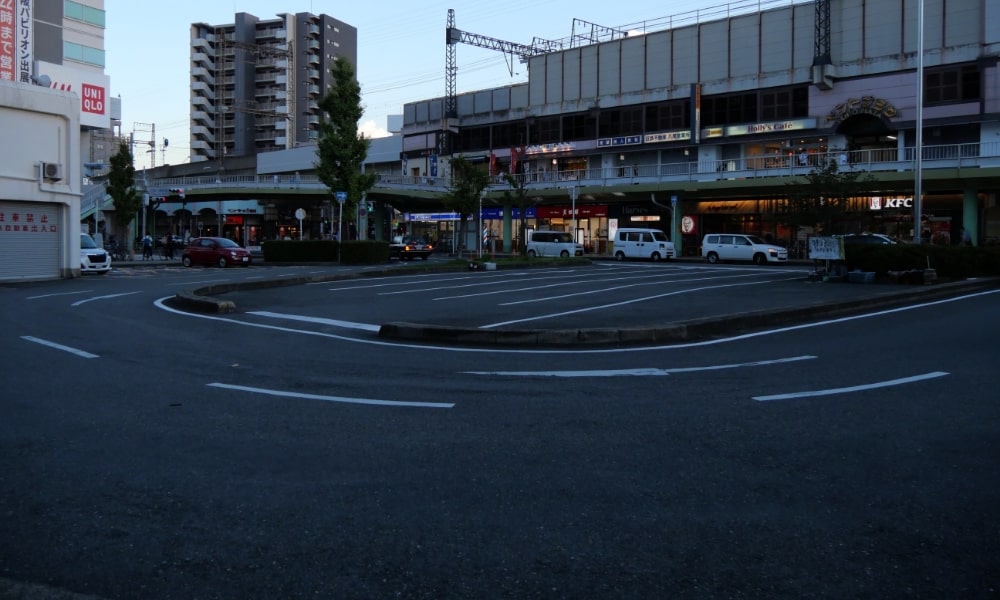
[870,196,912,210]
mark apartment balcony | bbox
[256,71,277,83]
[192,35,215,53]
[306,52,320,66]
[190,110,216,128]
[191,67,216,86]
[190,125,215,143]
[191,52,215,69]
[306,23,320,37]
[307,68,320,80]
[276,75,288,86]
[307,39,320,51]
[190,140,216,157]
[191,81,213,95]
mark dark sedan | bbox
[181,237,252,268]
[390,236,434,260]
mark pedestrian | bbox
[961,227,972,246]
[798,151,809,167]
[142,233,153,260]
[166,234,175,259]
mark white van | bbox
[80,232,112,274]
[612,228,675,261]
[701,233,788,265]
[526,231,584,258]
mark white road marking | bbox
[246,311,381,331]
[753,371,950,401]
[497,272,793,306]
[207,383,454,408]
[482,276,803,328]
[168,278,232,287]
[20,336,99,358]
[26,290,92,299]
[71,291,142,306]
[155,289,1000,355]
[464,355,817,377]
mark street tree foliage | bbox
[442,156,491,254]
[783,159,877,239]
[315,58,376,241]
[106,141,140,256]
[500,173,532,256]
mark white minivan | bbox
[612,228,675,261]
[526,231,584,258]
[701,233,788,265]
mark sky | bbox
[104,0,778,169]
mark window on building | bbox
[64,1,106,27]
[598,107,643,137]
[63,42,106,68]
[534,117,561,144]
[645,100,690,131]
[925,65,980,104]
[457,126,490,153]
[563,112,597,141]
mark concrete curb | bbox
[379,278,1000,347]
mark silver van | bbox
[526,231,584,258]
[612,228,675,261]
[701,234,788,265]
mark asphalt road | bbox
[2,260,998,599]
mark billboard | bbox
[35,60,111,129]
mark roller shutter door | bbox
[0,201,62,281]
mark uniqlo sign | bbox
[82,83,104,114]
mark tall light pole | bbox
[568,186,579,244]
[913,0,924,243]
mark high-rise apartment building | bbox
[189,12,357,163]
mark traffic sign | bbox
[335,191,347,204]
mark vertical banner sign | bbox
[0,0,14,82]
[430,154,438,178]
[690,83,701,146]
[15,0,29,83]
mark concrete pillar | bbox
[963,189,979,245]
[502,204,513,253]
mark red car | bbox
[181,237,252,268]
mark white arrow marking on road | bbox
[21,336,99,358]
[207,383,454,408]
[464,355,817,377]
[752,371,949,401]
[71,291,141,306]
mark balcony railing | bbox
[139,141,1000,193]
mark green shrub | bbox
[846,244,1000,278]
[262,240,338,262]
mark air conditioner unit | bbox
[42,162,64,181]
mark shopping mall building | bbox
[387,0,1000,255]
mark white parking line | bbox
[481,277,802,328]
[463,355,817,377]
[21,336,99,358]
[207,383,454,408]
[752,371,949,401]
[71,291,142,306]
[246,311,381,331]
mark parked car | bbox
[390,236,434,260]
[80,232,111,274]
[526,230,584,258]
[838,233,897,245]
[181,237,252,267]
[701,233,788,264]
[612,228,675,261]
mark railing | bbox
[141,141,1000,193]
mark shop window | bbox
[925,65,980,105]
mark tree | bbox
[782,159,876,241]
[442,156,491,256]
[315,58,376,241]
[501,173,532,256]
[105,141,141,258]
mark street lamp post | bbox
[569,186,579,245]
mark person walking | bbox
[141,233,153,260]
[165,234,175,260]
